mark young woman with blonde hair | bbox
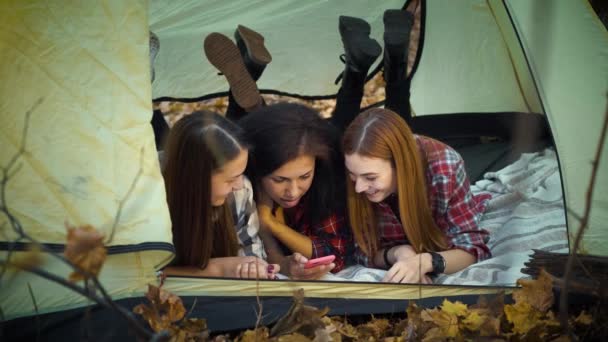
[342,108,491,284]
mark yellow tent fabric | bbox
[0,0,173,319]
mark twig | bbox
[185,297,198,319]
[26,282,41,342]
[559,100,608,331]
[105,147,144,244]
[0,99,43,278]
[565,208,583,223]
[254,265,263,337]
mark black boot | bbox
[204,32,262,113]
[383,9,414,123]
[338,16,382,75]
[331,16,381,132]
[234,25,272,81]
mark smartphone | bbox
[304,255,336,269]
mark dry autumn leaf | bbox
[236,327,269,342]
[504,302,543,335]
[421,308,460,339]
[63,223,107,282]
[573,310,593,325]
[513,269,554,312]
[440,299,468,317]
[133,283,187,333]
[9,244,43,271]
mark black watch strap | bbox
[430,252,446,274]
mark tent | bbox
[1,0,606,338]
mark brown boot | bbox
[204,32,262,111]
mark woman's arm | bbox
[233,178,267,259]
[260,207,313,258]
[163,256,277,279]
[381,245,475,283]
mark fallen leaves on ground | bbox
[133,283,209,340]
[131,270,600,341]
[63,223,107,281]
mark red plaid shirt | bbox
[282,202,352,273]
[354,135,491,266]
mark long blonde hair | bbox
[342,108,447,258]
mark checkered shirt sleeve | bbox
[425,138,492,261]
[307,212,352,272]
[231,177,267,259]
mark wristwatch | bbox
[429,252,446,274]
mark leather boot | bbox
[383,9,414,84]
[338,16,381,76]
[331,16,381,132]
[383,9,414,123]
[234,25,272,81]
[204,32,262,111]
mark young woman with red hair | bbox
[342,108,491,284]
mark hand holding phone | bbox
[304,255,335,269]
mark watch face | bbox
[432,252,445,274]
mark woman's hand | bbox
[284,253,334,280]
[382,253,433,284]
[216,256,279,280]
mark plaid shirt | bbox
[354,136,491,266]
[281,201,352,272]
[230,177,267,259]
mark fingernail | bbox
[267,265,274,272]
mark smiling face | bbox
[210,148,248,206]
[261,154,315,208]
[344,153,397,203]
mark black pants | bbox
[331,71,412,134]
[151,109,169,151]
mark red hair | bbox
[342,108,447,258]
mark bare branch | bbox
[559,98,608,331]
[106,147,144,244]
[2,98,43,174]
[185,297,198,319]
[566,208,583,223]
[27,282,41,342]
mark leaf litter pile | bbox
[132,270,604,341]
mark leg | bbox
[204,27,271,120]
[383,9,414,124]
[151,109,169,150]
[331,16,381,132]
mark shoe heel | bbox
[236,25,272,65]
[339,15,371,34]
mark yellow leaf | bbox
[441,299,468,317]
[504,302,543,335]
[513,270,554,312]
[421,308,460,338]
[574,310,593,325]
[9,245,44,271]
[462,310,484,331]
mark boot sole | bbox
[339,16,371,35]
[236,25,272,65]
[204,33,261,110]
[383,10,414,46]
